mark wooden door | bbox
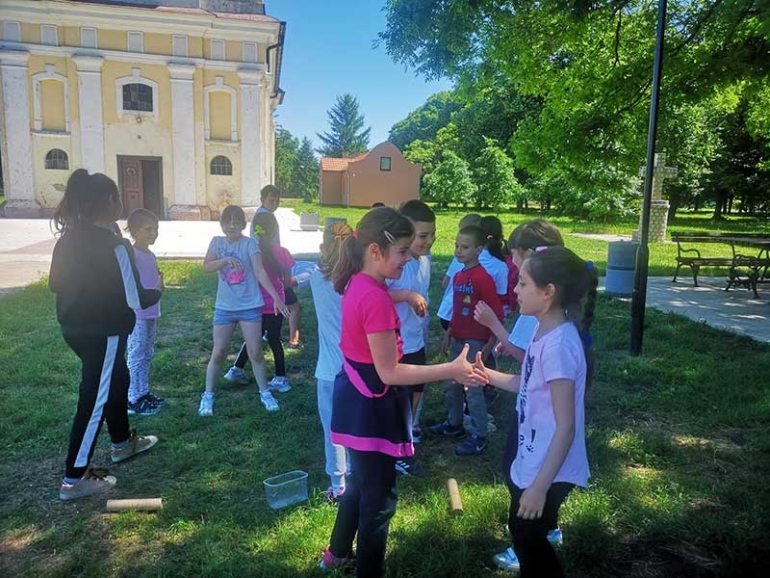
[120,158,143,214]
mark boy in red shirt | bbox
[433,226,503,455]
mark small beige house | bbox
[319,142,421,208]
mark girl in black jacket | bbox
[50,169,162,501]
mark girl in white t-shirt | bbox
[474,246,597,577]
[308,221,354,500]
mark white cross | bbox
[640,153,678,201]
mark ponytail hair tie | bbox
[580,331,593,350]
[352,230,358,239]
[486,234,494,240]
[535,246,548,252]
[586,260,594,271]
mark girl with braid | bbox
[474,246,597,578]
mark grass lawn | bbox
[1,249,770,577]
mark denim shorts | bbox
[213,307,262,325]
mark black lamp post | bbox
[631,0,668,356]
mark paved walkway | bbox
[1,216,768,343]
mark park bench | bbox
[671,232,770,297]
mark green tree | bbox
[388,91,461,150]
[423,150,476,208]
[275,126,299,196]
[380,0,770,218]
[317,94,371,157]
[473,139,523,210]
[296,137,320,202]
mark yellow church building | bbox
[0,0,284,219]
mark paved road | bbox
[1,216,767,343]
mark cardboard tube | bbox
[447,478,463,516]
[106,498,163,512]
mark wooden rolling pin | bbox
[106,498,163,512]
[447,478,463,516]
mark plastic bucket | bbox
[605,241,639,297]
[263,470,308,509]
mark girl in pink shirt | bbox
[252,211,295,394]
[318,207,487,577]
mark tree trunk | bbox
[712,189,727,221]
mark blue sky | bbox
[267,2,452,151]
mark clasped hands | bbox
[450,344,490,387]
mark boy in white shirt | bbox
[388,200,436,477]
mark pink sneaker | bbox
[318,547,351,570]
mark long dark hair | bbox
[252,211,281,275]
[525,246,599,387]
[52,169,121,235]
[508,219,564,252]
[332,207,414,294]
[320,220,354,281]
[480,215,506,261]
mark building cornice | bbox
[0,0,280,43]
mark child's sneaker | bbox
[492,546,520,573]
[224,366,250,385]
[395,457,425,478]
[547,527,563,546]
[429,421,465,437]
[111,431,158,463]
[455,433,487,456]
[198,392,214,416]
[128,395,161,417]
[260,390,280,412]
[318,547,352,571]
[59,466,116,501]
[145,392,166,406]
[267,376,291,393]
[412,424,423,443]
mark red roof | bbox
[320,152,369,172]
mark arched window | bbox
[210,156,232,176]
[123,83,153,112]
[45,149,69,170]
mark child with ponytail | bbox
[50,169,162,500]
[475,246,597,577]
[319,207,487,577]
[308,221,354,501]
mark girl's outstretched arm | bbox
[517,379,576,520]
[473,352,520,393]
[368,331,487,387]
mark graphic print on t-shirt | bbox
[455,278,474,317]
[519,352,535,452]
[219,252,246,285]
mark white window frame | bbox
[41,24,58,46]
[81,27,97,49]
[127,31,144,53]
[203,76,237,141]
[242,41,257,63]
[210,39,225,61]
[3,21,21,42]
[32,65,70,133]
[116,68,159,121]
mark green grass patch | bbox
[1,241,769,576]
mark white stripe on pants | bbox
[317,378,349,492]
[127,318,157,404]
[75,335,119,468]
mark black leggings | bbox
[234,313,285,376]
[509,482,574,578]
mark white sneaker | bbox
[59,466,116,501]
[198,392,214,416]
[223,366,250,385]
[260,390,279,412]
[267,376,291,393]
